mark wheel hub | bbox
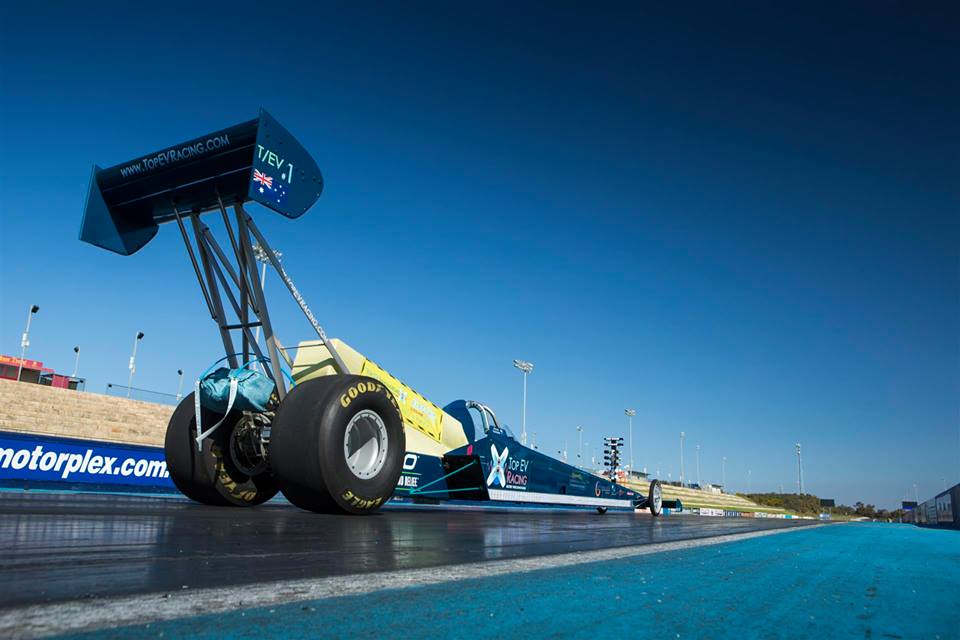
[343,410,389,480]
[229,415,269,476]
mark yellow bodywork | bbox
[290,339,468,457]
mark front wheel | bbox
[269,375,405,515]
[648,479,663,517]
[164,393,279,506]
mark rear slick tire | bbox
[270,375,405,515]
[164,393,278,506]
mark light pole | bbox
[72,346,80,379]
[176,369,185,401]
[251,243,281,346]
[513,359,533,445]
[679,431,685,486]
[625,409,636,475]
[913,482,918,503]
[127,332,144,397]
[16,305,40,382]
[795,443,804,494]
[576,425,584,467]
[696,444,701,487]
[721,456,726,491]
[747,469,752,493]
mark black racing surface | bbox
[0,492,817,608]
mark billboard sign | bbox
[0,354,43,370]
[0,430,175,491]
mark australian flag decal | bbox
[251,169,288,206]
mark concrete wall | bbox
[0,379,171,447]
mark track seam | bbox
[0,524,825,638]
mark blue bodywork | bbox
[393,400,642,511]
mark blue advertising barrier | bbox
[0,431,176,493]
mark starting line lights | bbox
[603,436,624,475]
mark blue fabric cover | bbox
[199,366,274,414]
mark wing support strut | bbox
[171,200,346,400]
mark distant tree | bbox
[739,493,899,519]
[739,492,823,515]
[834,504,855,516]
[854,503,877,518]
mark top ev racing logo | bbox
[485,443,530,489]
[486,444,509,487]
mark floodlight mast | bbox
[625,409,636,474]
[795,443,804,494]
[16,305,39,382]
[127,331,144,397]
[513,359,533,445]
[696,443,701,487]
[679,431,685,486]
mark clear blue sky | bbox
[1,2,957,508]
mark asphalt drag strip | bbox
[64,522,957,640]
[2,526,819,637]
[0,492,820,637]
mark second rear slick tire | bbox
[270,375,405,515]
[164,393,278,506]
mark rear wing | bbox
[80,109,323,255]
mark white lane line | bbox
[0,524,824,639]
[487,488,634,508]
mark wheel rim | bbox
[229,418,268,477]
[652,483,662,512]
[343,409,389,480]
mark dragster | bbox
[79,109,665,516]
